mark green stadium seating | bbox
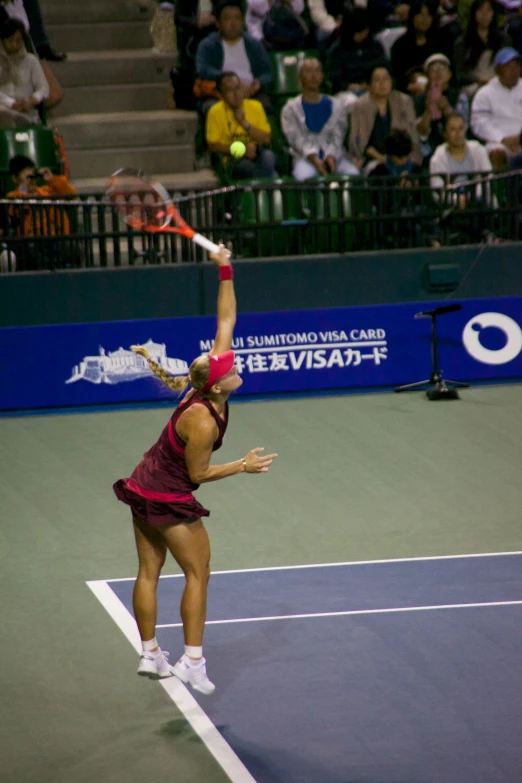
[267,114,292,176]
[303,174,356,253]
[237,177,302,256]
[268,50,320,107]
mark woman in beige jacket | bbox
[348,65,421,171]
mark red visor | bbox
[202,350,235,392]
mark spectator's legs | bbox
[256,148,277,177]
[22,0,48,48]
[293,158,318,181]
[230,158,259,179]
[489,147,507,171]
[24,0,66,60]
[315,28,333,44]
[485,141,522,171]
[0,109,38,127]
[0,111,17,129]
[293,157,360,180]
[231,149,278,180]
[336,157,360,176]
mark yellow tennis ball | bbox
[230,141,246,159]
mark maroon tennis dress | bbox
[113,391,228,527]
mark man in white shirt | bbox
[471,47,522,169]
[281,58,358,180]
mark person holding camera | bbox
[5,154,77,270]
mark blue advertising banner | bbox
[0,297,521,411]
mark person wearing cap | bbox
[113,244,278,694]
[414,53,469,166]
[471,47,522,169]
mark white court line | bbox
[105,550,522,583]
[154,600,522,628]
[87,580,258,783]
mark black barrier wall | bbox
[1,244,521,328]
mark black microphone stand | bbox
[395,304,470,400]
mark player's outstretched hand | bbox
[209,243,231,267]
[244,447,278,474]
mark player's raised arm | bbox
[208,244,236,356]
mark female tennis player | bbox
[113,245,277,694]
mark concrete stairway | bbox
[41,0,217,192]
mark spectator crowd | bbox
[166,0,522,213]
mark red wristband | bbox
[219,265,233,281]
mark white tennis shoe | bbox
[172,654,216,695]
[137,649,175,679]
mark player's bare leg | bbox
[159,519,211,647]
[132,516,175,679]
[132,516,167,642]
[160,519,215,694]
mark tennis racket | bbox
[106,167,221,254]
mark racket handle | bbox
[192,233,222,255]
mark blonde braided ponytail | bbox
[131,344,190,393]
[131,345,211,395]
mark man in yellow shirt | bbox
[206,71,277,179]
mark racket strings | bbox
[107,170,173,230]
[106,168,214,246]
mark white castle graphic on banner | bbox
[66,339,188,385]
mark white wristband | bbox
[241,459,247,472]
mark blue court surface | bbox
[98,553,522,783]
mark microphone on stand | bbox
[415,303,462,319]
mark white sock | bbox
[185,645,203,661]
[142,637,159,652]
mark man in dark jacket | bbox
[196,2,274,114]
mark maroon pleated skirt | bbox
[113,478,210,527]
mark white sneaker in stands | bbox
[172,654,216,695]
[137,649,175,679]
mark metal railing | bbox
[0,171,520,272]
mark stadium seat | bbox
[268,50,320,108]
[267,114,292,176]
[237,177,301,257]
[303,174,356,253]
